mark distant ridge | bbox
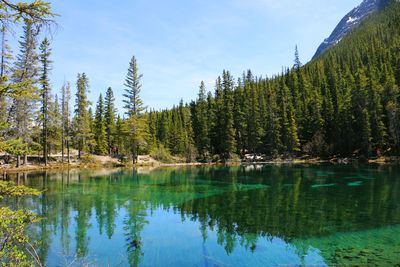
[313,0,391,59]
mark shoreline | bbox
[0,156,399,175]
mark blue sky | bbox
[30,0,361,112]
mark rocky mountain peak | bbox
[313,0,391,59]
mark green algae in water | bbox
[315,170,336,177]
[311,183,336,188]
[348,181,363,186]
[3,164,400,266]
[294,224,400,266]
[357,174,375,180]
[231,183,270,190]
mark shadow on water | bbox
[1,163,400,266]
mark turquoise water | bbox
[1,164,400,266]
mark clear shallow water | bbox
[1,164,400,266]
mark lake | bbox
[2,164,400,266]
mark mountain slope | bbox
[313,0,390,59]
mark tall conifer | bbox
[74,73,91,158]
[39,37,51,165]
[123,56,147,163]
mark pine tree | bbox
[206,91,216,155]
[123,56,147,163]
[384,83,400,154]
[245,79,262,155]
[39,37,52,165]
[61,82,71,163]
[353,70,372,156]
[0,1,57,34]
[221,70,236,159]
[73,73,91,159]
[264,85,281,157]
[88,107,94,153]
[279,76,300,155]
[211,77,224,156]
[233,79,247,157]
[366,66,386,153]
[294,45,302,70]
[193,81,210,158]
[94,94,107,154]
[48,94,62,154]
[9,20,40,166]
[104,87,116,153]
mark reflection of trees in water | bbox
[74,173,92,257]
[4,164,400,265]
[123,170,148,267]
[124,199,147,267]
[178,165,400,256]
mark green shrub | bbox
[150,145,174,163]
[227,153,241,163]
[0,181,42,266]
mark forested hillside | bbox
[144,0,400,161]
[1,0,400,165]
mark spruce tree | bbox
[9,19,39,165]
[294,45,301,70]
[233,80,247,157]
[73,73,91,159]
[123,56,147,163]
[104,87,116,153]
[264,86,281,157]
[279,77,300,155]
[39,37,52,165]
[245,80,262,155]
[206,91,216,155]
[212,77,224,156]
[221,70,236,159]
[48,94,62,154]
[193,81,210,158]
[353,70,372,156]
[94,94,107,154]
[61,82,71,163]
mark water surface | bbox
[2,164,400,266]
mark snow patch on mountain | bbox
[313,0,391,59]
[347,17,358,23]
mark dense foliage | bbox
[0,181,42,266]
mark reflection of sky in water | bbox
[40,208,327,267]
